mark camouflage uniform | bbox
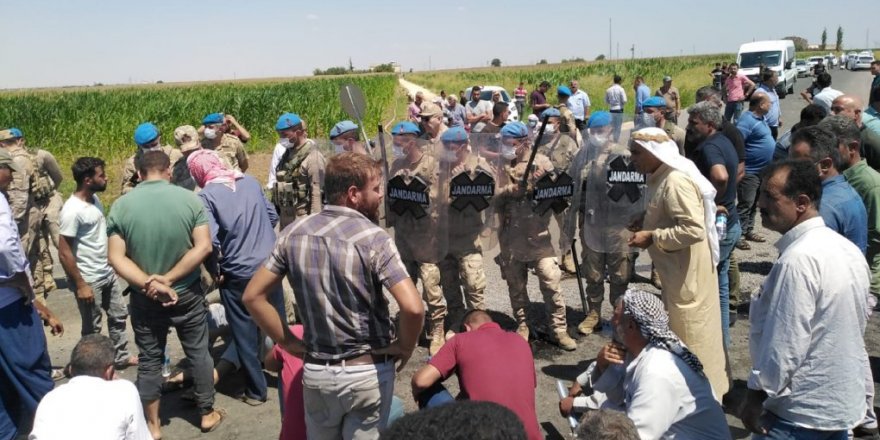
[495,153,573,349]
[120,146,183,195]
[440,154,493,316]
[388,151,449,352]
[4,144,38,256]
[201,133,248,172]
[31,149,64,296]
[271,139,325,230]
[538,133,580,273]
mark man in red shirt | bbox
[723,63,755,124]
[411,310,542,440]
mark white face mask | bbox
[543,124,556,135]
[640,113,656,128]
[589,134,609,147]
[204,128,218,140]
[392,144,405,159]
[279,138,293,149]
[501,144,517,160]
[439,150,458,163]
[143,145,162,152]
[334,142,346,154]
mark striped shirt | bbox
[264,205,410,360]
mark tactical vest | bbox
[32,151,55,203]
[274,140,314,210]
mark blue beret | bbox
[541,108,561,119]
[587,111,612,128]
[133,123,160,145]
[642,96,668,108]
[275,113,302,131]
[501,121,529,139]
[441,126,468,143]
[9,128,22,138]
[557,85,572,97]
[391,121,421,136]
[330,120,358,138]
[202,113,224,125]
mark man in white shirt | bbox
[465,86,493,133]
[560,290,730,440]
[741,159,870,438]
[806,72,843,115]
[605,75,628,142]
[568,80,591,130]
[58,157,136,369]
[30,334,152,440]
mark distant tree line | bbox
[313,63,395,76]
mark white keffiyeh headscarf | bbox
[631,127,719,266]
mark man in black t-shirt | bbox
[711,63,724,91]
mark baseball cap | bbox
[663,76,672,82]
[391,121,421,136]
[202,113,224,125]
[0,149,20,172]
[419,103,443,118]
[134,123,160,146]
[330,120,358,139]
[275,113,302,131]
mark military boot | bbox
[429,320,446,356]
[551,328,577,351]
[561,252,577,274]
[577,301,603,335]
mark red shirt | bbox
[428,322,541,440]
[274,325,306,440]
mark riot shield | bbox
[569,128,646,254]
[386,137,449,265]
[447,132,501,253]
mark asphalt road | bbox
[34,67,877,440]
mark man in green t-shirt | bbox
[107,150,224,439]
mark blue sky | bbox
[1,0,877,89]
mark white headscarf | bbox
[632,127,719,266]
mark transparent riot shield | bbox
[536,124,581,271]
[272,138,327,230]
[386,136,449,266]
[452,132,502,253]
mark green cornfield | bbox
[407,54,734,115]
[0,74,398,165]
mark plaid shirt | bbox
[265,205,410,360]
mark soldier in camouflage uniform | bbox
[170,125,202,191]
[329,120,370,155]
[268,113,326,230]
[418,104,448,153]
[0,128,38,270]
[437,127,493,325]
[538,107,580,274]
[31,147,64,296]
[200,113,248,172]
[495,122,577,351]
[555,85,581,144]
[387,121,449,355]
[121,123,183,195]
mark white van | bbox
[736,40,797,98]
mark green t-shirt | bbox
[107,179,208,295]
[842,159,880,295]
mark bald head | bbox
[462,310,493,331]
[831,95,864,127]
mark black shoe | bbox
[853,426,880,440]
[729,312,737,327]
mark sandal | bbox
[201,408,227,433]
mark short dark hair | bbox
[816,72,832,88]
[575,409,640,440]
[635,75,644,82]
[728,62,739,68]
[613,75,622,84]
[71,157,106,187]
[695,86,721,103]
[492,101,508,118]
[761,159,822,208]
[70,334,115,378]
[383,401,527,440]
[135,150,171,175]
[791,126,841,170]
[324,152,382,205]
[539,81,551,88]
[872,60,880,67]
[819,115,862,152]
[799,104,827,126]
[761,68,776,82]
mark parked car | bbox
[852,54,876,71]
[795,59,808,77]
[807,56,823,69]
[845,52,861,70]
[463,86,520,122]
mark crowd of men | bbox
[0,60,879,440]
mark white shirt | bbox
[622,346,729,440]
[29,376,152,440]
[465,100,493,132]
[58,195,113,284]
[568,89,591,120]
[749,217,869,430]
[267,141,286,189]
[0,194,29,309]
[604,84,627,111]
[811,87,844,114]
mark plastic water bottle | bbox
[162,351,171,378]
[715,213,728,238]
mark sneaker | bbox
[551,329,577,351]
[577,310,601,335]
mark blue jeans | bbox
[725,100,743,123]
[610,112,624,143]
[718,220,742,348]
[417,382,456,409]
[753,413,848,440]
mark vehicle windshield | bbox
[740,50,783,68]
[860,57,874,62]
[796,60,806,65]
[480,90,510,102]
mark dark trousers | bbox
[416,382,456,409]
[219,278,284,401]
[737,173,762,235]
[0,299,53,440]
[771,125,779,140]
[131,284,215,415]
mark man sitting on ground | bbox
[411,310,542,440]
[30,334,152,440]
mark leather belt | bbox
[304,353,391,366]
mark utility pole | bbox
[609,17,612,60]
[630,44,635,60]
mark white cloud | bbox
[306,13,319,21]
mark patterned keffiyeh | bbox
[622,289,704,375]
[186,149,243,190]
